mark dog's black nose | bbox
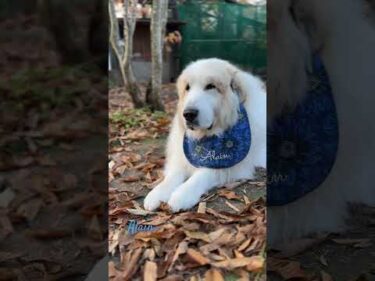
[183,108,198,123]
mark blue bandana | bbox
[267,56,339,206]
[183,104,251,169]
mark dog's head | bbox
[176,58,246,139]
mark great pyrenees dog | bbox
[268,0,375,246]
[144,58,266,212]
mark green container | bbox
[177,0,266,72]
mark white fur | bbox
[268,0,375,246]
[144,58,266,212]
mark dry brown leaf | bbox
[204,268,224,281]
[234,250,244,259]
[126,208,155,216]
[169,241,188,272]
[225,200,241,212]
[184,230,211,243]
[109,261,117,278]
[143,216,170,228]
[186,248,210,265]
[197,202,206,214]
[238,239,252,252]
[159,275,183,281]
[189,275,199,281]
[243,195,251,205]
[122,176,141,182]
[109,228,121,255]
[212,256,264,270]
[218,189,241,200]
[208,228,228,242]
[122,248,142,280]
[143,248,156,261]
[245,256,264,272]
[208,253,226,261]
[144,261,158,281]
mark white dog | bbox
[268,0,375,245]
[144,58,266,212]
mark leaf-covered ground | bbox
[109,86,375,281]
[108,86,267,281]
[0,15,107,280]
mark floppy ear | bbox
[176,73,187,97]
[230,71,248,103]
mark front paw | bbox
[144,185,172,211]
[168,188,200,213]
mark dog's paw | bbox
[168,188,200,213]
[143,185,170,211]
[144,188,165,211]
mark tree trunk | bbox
[148,0,168,111]
[109,0,144,108]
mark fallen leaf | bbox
[159,275,183,281]
[184,230,211,243]
[144,261,158,281]
[225,200,241,212]
[218,189,241,200]
[205,268,224,281]
[238,239,252,252]
[197,202,206,214]
[122,248,142,280]
[169,241,188,271]
[186,248,210,265]
[212,256,264,270]
[126,208,155,216]
[246,256,264,272]
[109,261,117,278]
[122,176,141,182]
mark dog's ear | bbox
[230,71,247,103]
[176,73,187,97]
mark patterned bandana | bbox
[267,56,339,206]
[183,104,251,169]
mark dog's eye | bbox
[205,83,216,90]
[185,84,190,91]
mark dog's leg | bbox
[144,170,187,211]
[168,169,224,212]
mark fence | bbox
[177,0,266,72]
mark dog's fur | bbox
[268,0,375,245]
[144,58,266,212]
